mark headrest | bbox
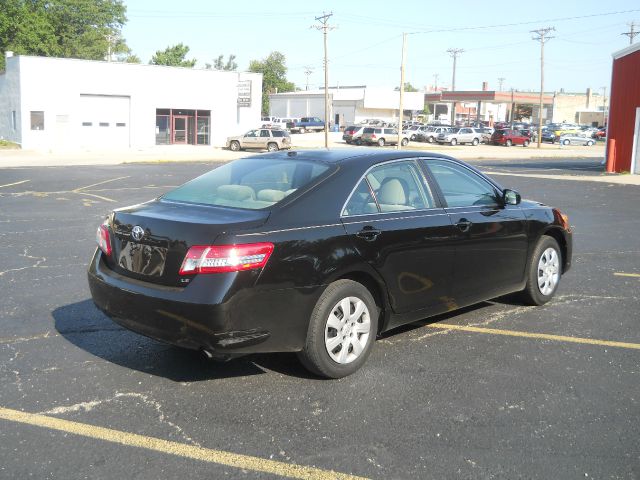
[257,189,286,202]
[377,178,406,205]
[217,185,255,201]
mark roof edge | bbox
[612,42,640,60]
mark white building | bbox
[269,87,425,126]
[0,54,262,150]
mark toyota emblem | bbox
[131,225,144,241]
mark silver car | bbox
[226,128,291,152]
[437,127,483,146]
[558,133,596,146]
[423,126,452,143]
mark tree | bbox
[249,51,295,114]
[0,0,130,70]
[150,43,196,67]
[395,82,419,92]
[206,54,237,71]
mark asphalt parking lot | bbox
[0,156,638,479]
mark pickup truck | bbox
[286,117,325,133]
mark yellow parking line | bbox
[614,272,640,278]
[0,406,367,480]
[427,324,640,350]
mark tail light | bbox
[371,134,377,139]
[96,223,112,257]
[179,243,274,275]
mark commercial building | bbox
[269,87,425,126]
[606,42,640,174]
[0,54,262,150]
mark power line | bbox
[312,12,335,149]
[621,21,639,44]
[531,27,555,148]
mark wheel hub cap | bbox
[324,296,371,364]
[537,247,560,296]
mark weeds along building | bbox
[0,54,262,150]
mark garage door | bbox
[79,95,130,148]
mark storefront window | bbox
[156,108,211,145]
[30,111,44,130]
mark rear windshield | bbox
[271,130,289,137]
[162,158,330,210]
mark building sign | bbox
[237,80,251,107]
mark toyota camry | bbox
[88,150,572,378]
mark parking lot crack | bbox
[38,392,202,447]
[0,247,46,278]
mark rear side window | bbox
[162,158,330,210]
[363,127,375,134]
[271,130,289,137]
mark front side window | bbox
[162,158,330,210]
[426,160,498,208]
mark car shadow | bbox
[52,300,317,382]
[478,159,604,173]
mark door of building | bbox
[172,116,188,144]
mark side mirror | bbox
[503,189,521,205]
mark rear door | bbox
[422,159,528,304]
[341,159,457,315]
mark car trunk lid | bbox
[106,200,270,286]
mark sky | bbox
[122,0,640,94]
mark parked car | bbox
[287,117,325,133]
[361,127,409,146]
[343,125,366,145]
[226,128,291,152]
[359,119,387,127]
[404,125,422,141]
[476,127,494,143]
[541,130,558,143]
[423,126,452,143]
[491,129,530,147]
[558,133,596,146]
[437,127,483,146]
[89,150,573,378]
[551,123,581,138]
[594,127,607,139]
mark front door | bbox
[423,159,528,305]
[172,115,188,144]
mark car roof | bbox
[256,149,458,166]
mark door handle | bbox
[456,219,472,232]
[356,227,381,241]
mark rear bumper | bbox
[87,251,321,354]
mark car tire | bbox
[355,138,362,146]
[472,138,479,146]
[427,136,435,143]
[450,138,458,146]
[299,127,306,134]
[378,138,385,147]
[401,138,409,146]
[229,141,241,152]
[297,279,379,379]
[523,140,530,147]
[562,139,570,146]
[505,139,512,147]
[410,134,416,141]
[267,142,279,152]
[586,140,594,146]
[520,236,562,306]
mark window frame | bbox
[340,158,440,218]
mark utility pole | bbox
[531,27,555,148]
[447,48,464,125]
[398,33,407,150]
[304,66,313,91]
[312,12,334,149]
[622,21,639,44]
[433,73,439,91]
[498,77,505,91]
[601,86,608,126]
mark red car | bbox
[491,129,530,147]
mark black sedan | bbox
[88,150,572,378]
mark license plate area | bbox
[117,241,167,277]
